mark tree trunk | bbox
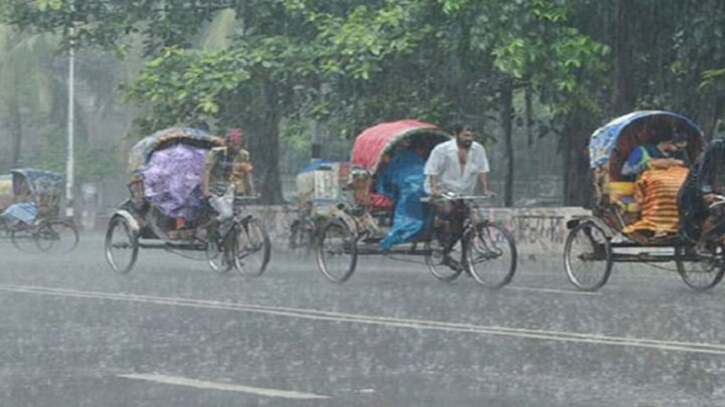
[613,0,635,114]
[8,95,23,168]
[704,96,725,141]
[246,88,284,204]
[562,114,592,207]
[501,81,514,207]
[525,84,533,146]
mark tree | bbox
[6,0,724,209]
[0,25,57,168]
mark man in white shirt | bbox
[425,124,491,196]
[424,124,493,269]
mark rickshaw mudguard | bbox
[566,215,617,238]
[330,209,359,236]
[110,210,141,235]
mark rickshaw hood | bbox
[589,110,703,170]
[351,119,450,174]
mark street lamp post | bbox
[65,31,75,218]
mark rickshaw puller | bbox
[424,124,493,270]
[201,128,254,224]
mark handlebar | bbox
[233,195,260,204]
[708,194,725,209]
[310,198,341,205]
[421,193,495,203]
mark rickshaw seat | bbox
[369,193,393,211]
[367,192,394,229]
[607,182,638,213]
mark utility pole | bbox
[311,120,321,161]
[310,83,331,161]
[65,28,75,218]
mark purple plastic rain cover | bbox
[141,143,208,220]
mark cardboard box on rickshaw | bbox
[295,160,350,217]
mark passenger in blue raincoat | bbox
[1,178,36,226]
[375,143,431,250]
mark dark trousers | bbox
[433,200,467,255]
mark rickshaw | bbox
[314,119,517,287]
[0,168,79,253]
[564,110,724,291]
[0,174,11,237]
[289,160,348,255]
[104,127,271,275]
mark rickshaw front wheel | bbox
[317,219,357,283]
[233,217,271,277]
[105,216,139,274]
[463,222,517,289]
[675,244,725,291]
[563,221,613,291]
[206,230,234,274]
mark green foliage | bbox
[34,129,121,182]
[36,0,64,11]
[0,25,57,119]
[702,68,725,89]
[2,0,236,52]
[5,0,725,202]
[311,1,423,79]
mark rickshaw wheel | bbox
[675,244,725,291]
[463,222,517,289]
[563,221,613,291]
[10,226,41,253]
[233,217,271,277]
[35,221,79,254]
[425,240,463,282]
[105,216,139,274]
[206,232,234,274]
[317,219,357,283]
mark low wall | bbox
[236,206,589,255]
[97,206,590,255]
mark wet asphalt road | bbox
[1,233,724,406]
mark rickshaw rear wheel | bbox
[425,239,463,282]
[35,220,79,253]
[233,217,271,277]
[463,222,517,289]
[564,221,613,291]
[289,218,316,256]
[675,244,725,291]
[317,218,357,283]
[105,216,139,274]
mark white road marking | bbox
[508,286,601,296]
[118,373,330,400]
[1,284,724,355]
